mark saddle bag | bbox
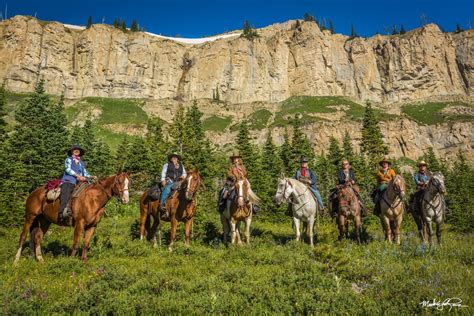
[44,179,62,201]
[147,185,161,201]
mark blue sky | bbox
[3,0,473,37]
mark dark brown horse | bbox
[13,173,130,264]
[336,184,362,244]
[139,170,202,250]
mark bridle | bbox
[423,176,444,212]
[382,177,405,210]
[185,174,200,199]
[280,178,310,212]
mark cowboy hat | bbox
[417,160,428,167]
[167,152,182,161]
[300,156,309,163]
[379,156,391,167]
[67,144,85,156]
[229,153,242,160]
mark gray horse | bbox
[421,172,446,247]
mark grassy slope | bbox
[402,102,474,125]
[1,200,472,314]
[202,115,232,132]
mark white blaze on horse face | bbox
[187,176,193,193]
[123,178,130,204]
[238,179,244,207]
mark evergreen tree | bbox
[87,16,93,29]
[303,13,315,22]
[169,105,186,154]
[420,147,442,172]
[215,84,220,102]
[351,24,358,38]
[455,23,464,33]
[92,140,114,178]
[392,25,399,35]
[329,20,335,34]
[328,136,341,167]
[0,84,7,139]
[279,128,293,175]
[260,131,284,211]
[146,117,169,182]
[342,130,355,161]
[115,136,130,172]
[121,20,127,32]
[289,115,314,172]
[400,24,406,34]
[242,20,258,40]
[130,20,139,32]
[360,102,388,166]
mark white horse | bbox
[221,179,259,245]
[275,178,319,246]
[421,172,446,247]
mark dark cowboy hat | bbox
[229,153,242,160]
[379,156,392,167]
[300,156,309,163]
[417,160,428,167]
[167,152,182,161]
[67,144,85,156]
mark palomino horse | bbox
[336,184,362,243]
[141,170,202,250]
[379,174,406,244]
[221,178,259,245]
[275,178,319,246]
[14,173,130,264]
[421,172,446,247]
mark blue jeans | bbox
[160,181,173,206]
[309,186,324,208]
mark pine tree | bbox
[0,84,7,139]
[130,20,139,32]
[342,130,355,161]
[242,20,258,40]
[115,136,130,172]
[329,20,335,34]
[169,105,186,154]
[215,84,220,102]
[400,24,406,34]
[87,16,93,29]
[328,136,341,167]
[455,23,464,33]
[351,24,358,38]
[303,13,315,22]
[360,102,388,166]
[121,20,127,32]
[392,25,399,35]
[290,115,314,171]
[279,129,293,175]
[146,117,169,182]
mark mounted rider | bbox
[330,159,367,217]
[217,154,259,215]
[409,160,432,213]
[372,156,396,215]
[294,156,324,211]
[159,153,187,215]
[59,144,96,221]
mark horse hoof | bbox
[168,246,173,252]
[153,243,158,249]
[37,256,44,262]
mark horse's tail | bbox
[248,187,261,205]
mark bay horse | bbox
[13,173,130,264]
[379,174,406,245]
[221,178,258,245]
[421,172,446,247]
[336,184,362,243]
[140,170,201,250]
[275,178,319,246]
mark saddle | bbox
[147,185,161,201]
[45,179,62,201]
[72,182,91,198]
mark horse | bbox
[336,184,362,243]
[140,170,202,250]
[221,178,259,245]
[13,173,130,264]
[379,174,406,245]
[275,178,319,246]
[421,172,446,247]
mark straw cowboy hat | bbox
[67,144,85,157]
[417,160,428,167]
[379,156,392,167]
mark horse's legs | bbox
[337,215,345,241]
[308,217,315,247]
[169,217,178,251]
[150,215,159,248]
[14,213,38,265]
[293,217,301,242]
[345,220,350,238]
[81,225,97,262]
[184,219,193,247]
[33,217,51,262]
[71,220,85,257]
[381,216,392,243]
[236,221,242,245]
[139,204,148,241]
[244,217,252,244]
[230,219,237,244]
[426,219,433,248]
[354,215,362,244]
[395,216,403,245]
[436,220,442,245]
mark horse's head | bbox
[392,174,406,199]
[338,186,354,204]
[274,178,293,205]
[430,172,446,195]
[234,178,249,208]
[184,170,202,201]
[112,172,130,204]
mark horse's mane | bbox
[286,178,310,193]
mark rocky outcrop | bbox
[0,15,472,103]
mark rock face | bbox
[0,15,472,103]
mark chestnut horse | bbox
[379,174,406,245]
[13,173,130,264]
[139,170,202,250]
[336,184,362,243]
